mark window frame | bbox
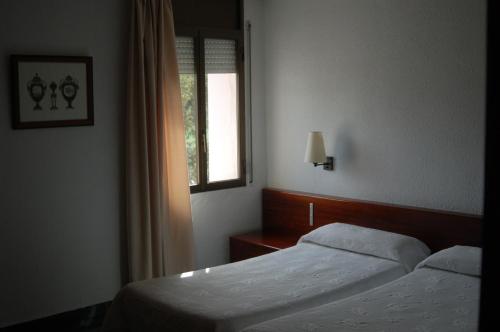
[176,27,246,193]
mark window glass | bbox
[204,39,239,183]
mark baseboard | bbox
[1,302,111,331]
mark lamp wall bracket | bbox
[313,156,334,171]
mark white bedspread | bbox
[102,242,407,332]
[242,267,480,332]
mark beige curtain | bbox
[126,0,194,282]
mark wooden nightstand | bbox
[229,230,302,263]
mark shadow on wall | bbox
[333,126,356,171]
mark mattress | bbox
[102,242,408,332]
[242,267,480,332]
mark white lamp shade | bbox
[304,131,327,163]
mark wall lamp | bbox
[304,131,334,171]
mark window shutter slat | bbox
[176,37,195,74]
[205,39,236,74]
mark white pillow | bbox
[415,245,482,277]
[298,223,430,272]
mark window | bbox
[176,30,245,193]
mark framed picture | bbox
[11,55,94,129]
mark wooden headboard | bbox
[262,188,482,252]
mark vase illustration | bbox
[59,75,79,109]
[27,73,47,110]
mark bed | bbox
[102,223,430,332]
[241,245,481,332]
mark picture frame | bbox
[11,55,94,129]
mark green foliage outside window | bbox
[180,74,198,186]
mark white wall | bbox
[192,0,266,269]
[263,0,485,214]
[0,0,128,327]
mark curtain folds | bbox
[126,0,194,282]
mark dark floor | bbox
[1,302,108,332]
[1,323,101,332]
